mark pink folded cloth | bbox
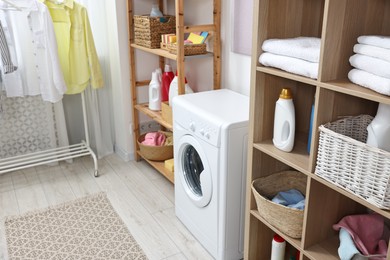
[333,213,389,258]
[142,132,166,146]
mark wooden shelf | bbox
[320,79,390,105]
[250,210,302,250]
[131,44,214,61]
[304,235,340,260]
[128,0,221,182]
[137,151,174,183]
[257,66,318,86]
[135,103,172,130]
[253,140,311,175]
[312,174,390,220]
[131,44,178,60]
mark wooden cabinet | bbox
[245,0,390,259]
[126,0,221,183]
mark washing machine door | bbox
[177,135,213,208]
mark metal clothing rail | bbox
[0,92,99,177]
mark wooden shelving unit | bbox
[127,0,221,183]
[245,0,390,259]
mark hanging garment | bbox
[0,0,67,103]
[43,0,104,94]
[0,21,17,74]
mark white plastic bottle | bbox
[155,67,162,84]
[168,75,194,106]
[148,72,161,111]
[150,1,163,17]
[273,88,295,152]
[271,234,286,260]
[366,103,390,152]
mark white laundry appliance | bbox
[172,89,249,260]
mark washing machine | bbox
[172,89,249,260]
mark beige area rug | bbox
[4,192,148,260]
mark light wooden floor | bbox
[0,154,213,260]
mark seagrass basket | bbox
[134,15,176,49]
[315,115,390,209]
[166,43,207,56]
[251,171,307,238]
[137,133,173,161]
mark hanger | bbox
[0,0,22,11]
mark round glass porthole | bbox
[182,145,204,197]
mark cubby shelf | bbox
[245,0,390,259]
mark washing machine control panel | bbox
[183,117,221,147]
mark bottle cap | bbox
[279,88,293,99]
[164,64,172,72]
[273,234,285,243]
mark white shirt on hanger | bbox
[0,0,67,103]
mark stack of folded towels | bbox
[348,35,390,96]
[259,37,321,79]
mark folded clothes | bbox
[358,35,390,49]
[354,43,390,63]
[349,54,390,79]
[142,132,166,146]
[262,37,321,63]
[259,52,319,79]
[271,189,305,210]
[348,69,390,96]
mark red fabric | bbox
[142,132,166,146]
[333,213,389,257]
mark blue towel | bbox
[338,228,360,260]
[271,189,305,210]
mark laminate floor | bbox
[0,154,213,260]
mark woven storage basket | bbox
[134,15,176,49]
[137,133,173,161]
[315,114,390,209]
[167,43,207,56]
[251,171,307,238]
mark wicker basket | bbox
[134,15,176,49]
[315,114,390,209]
[166,43,207,56]
[251,171,307,238]
[137,133,173,161]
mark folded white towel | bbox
[349,54,390,79]
[358,35,390,49]
[262,37,321,63]
[354,43,390,63]
[259,52,319,79]
[348,69,390,96]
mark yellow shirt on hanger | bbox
[42,0,103,94]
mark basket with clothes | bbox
[137,131,173,161]
[251,171,307,238]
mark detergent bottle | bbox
[168,72,193,106]
[161,64,174,102]
[273,88,295,152]
[148,71,161,111]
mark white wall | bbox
[111,0,252,160]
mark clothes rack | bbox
[0,92,99,177]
